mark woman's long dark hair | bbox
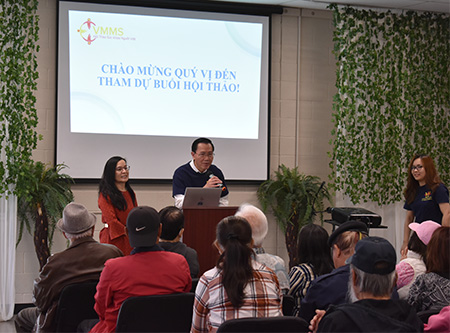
[297,223,334,275]
[426,227,449,276]
[408,232,427,265]
[216,216,254,308]
[98,156,136,211]
[404,154,441,204]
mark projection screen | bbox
[57,1,270,181]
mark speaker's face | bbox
[191,143,214,173]
[115,159,130,185]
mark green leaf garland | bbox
[329,5,450,205]
[0,1,40,196]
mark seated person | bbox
[309,237,423,332]
[289,224,334,315]
[158,205,199,278]
[407,226,450,313]
[14,203,123,333]
[396,220,440,299]
[172,137,228,209]
[191,216,282,333]
[235,203,290,293]
[298,221,368,322]
[90,206,192,333]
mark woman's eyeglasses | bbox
[116,166,131,172]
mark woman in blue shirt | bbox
[402,154,450,255]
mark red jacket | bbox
[98,191,137,255]
[90,247,192,333]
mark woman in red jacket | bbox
[98,156,137,255]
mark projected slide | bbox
[68,10,263,139]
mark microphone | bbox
[206,170,223,188]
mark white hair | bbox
[64,228,94,240]
[235,203,268,246]
[350,265,396,299]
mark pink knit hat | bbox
[408,220,441,245]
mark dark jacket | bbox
[159,241,199,278]
[298,264,350,322]
[33,236,123,332]
[318,299,424,332]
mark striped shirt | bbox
[288,263,317,316]
[191,260,282,332]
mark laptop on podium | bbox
[182,187,222,209]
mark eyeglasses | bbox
[411,165,423,171]
[116,165,131,172]
[196,152,214,158]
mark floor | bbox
[0,316,16,332]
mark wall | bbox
[15,1,337,303]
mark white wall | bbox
[15,1,338,303]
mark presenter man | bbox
[172,137,229,209]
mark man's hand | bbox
[309,309,326,333]
[204,175,222,188]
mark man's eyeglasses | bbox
[196,152,214,158]
[116,166,131,172]
[411,165,423,171]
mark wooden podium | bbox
[183,206,238,275]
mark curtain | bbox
[0,193,17,321]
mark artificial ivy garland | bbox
[329,5,450,205]
[0,1,40,195]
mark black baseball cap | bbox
[351,236,396,274]
[127,206,160,247]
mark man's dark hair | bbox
[191,137,214,153]
[159,206,184,240]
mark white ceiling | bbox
[213,0,450,13]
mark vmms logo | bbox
[77,18,124,45]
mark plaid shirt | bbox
[191,260,283,332]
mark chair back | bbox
[54,281,99,332]
[217,316,309,332]
[191,278,199,292]
[116,292,195,332]
[282,294,295,316]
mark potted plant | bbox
[257,165,331,269]
[16,161,74,269]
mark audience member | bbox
[396,220,440,299]
[14,203,123,333]
[298,221,368,322]
[90,206,192,332]
[98,156,138,255]
[158,205,199,278]
[309,237,423,332]
[235,203,289,292]
[172,137,229,209]
[191,216,282,333]
[407,226,450,313]
[288,223,333,315]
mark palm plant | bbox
[16,161,74,269]
[257,165,331,268]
